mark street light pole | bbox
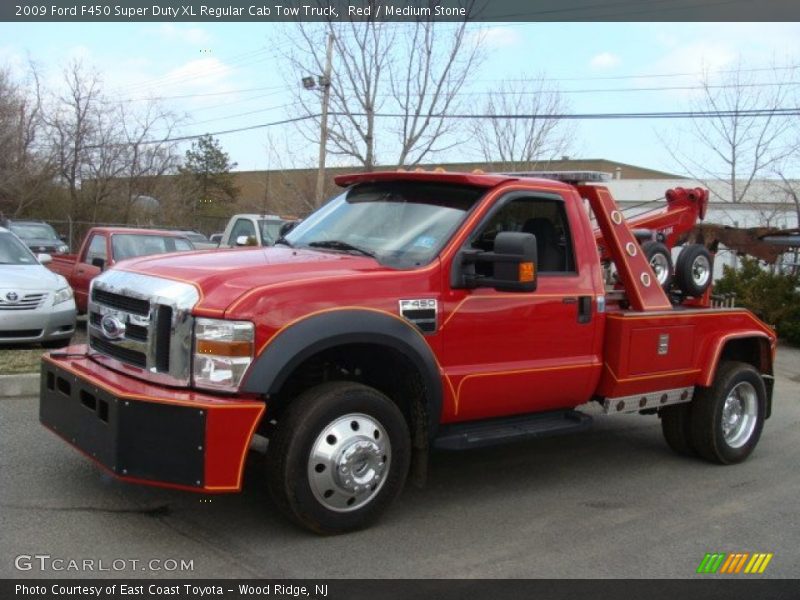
[315,33,334,208]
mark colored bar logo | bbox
[697,552,773,574]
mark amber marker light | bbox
[519,262,535,282]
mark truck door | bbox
[443,191,602,421]
[75,233,107,313]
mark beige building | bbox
[228,159,684,218]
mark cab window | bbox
[471,197,576,273]
[85,234,107,264]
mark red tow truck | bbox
[40,171,776,533]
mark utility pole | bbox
[315,33,334,208]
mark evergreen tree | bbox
[179,134,238,221]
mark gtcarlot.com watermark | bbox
[14,554,194,573]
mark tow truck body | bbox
[40,170,777,532]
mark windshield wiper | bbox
[274,237,293,247]
[307,240,375,257]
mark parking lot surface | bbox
[1,346,798,579]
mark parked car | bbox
[217,214,294,247]
[0,227,76,348]
[175,230,218,250]
[47,227,195,313]
[4,220,69,255]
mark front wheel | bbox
[690,361,766,464]
[266,381,410,534]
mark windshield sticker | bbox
[413,236,436,249]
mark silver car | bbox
[0,227,77,348]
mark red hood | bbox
[115,246,382,314]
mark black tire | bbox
[690,361,766,465]
[660,403,696,457]
[42,338,71,349]
[266,381,410,534]
[642,241,674,289]
[675,244,713,297]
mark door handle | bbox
[562,297,578,304]
[577,296,592,324]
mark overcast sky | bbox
[1,21,798,176]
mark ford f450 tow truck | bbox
[40,171,777,534]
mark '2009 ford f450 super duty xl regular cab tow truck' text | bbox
[40,170,777,533]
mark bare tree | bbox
[46,60,107,220]
[45,60,184,224]
[0,64,54,217]
[469,75,573,171]
[117,100,183,222]
[284,6,482,171]
[665,60,797,206]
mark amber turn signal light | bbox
[196,339,253,357]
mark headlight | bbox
[53,286,73,306]
[193,318,254,392]
[57,244,69,254]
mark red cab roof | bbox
[334,170,518,189]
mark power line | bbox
[130,106,800,146]
[358,108,800,121]
[165,78,800,129]
[487,64,800,84]
[105,46,276,96]
[101,84,289,104]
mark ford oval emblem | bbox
[5,292,18,303]
[100,314,126,340]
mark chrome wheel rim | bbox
[691,255,711,287]
[721,382,757,448]
[649,253,671,285]
[307,413,390,512]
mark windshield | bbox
[258,220,284,246]
[0,232,38,265]
[284,182,484,268]
[9,222,59,241]
[112,234,194,261]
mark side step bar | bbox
[434,410,592,451]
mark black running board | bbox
[434,410,593,450]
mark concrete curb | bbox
[0,373,39,398]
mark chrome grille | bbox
[0,293,46,311]
[88,271,198,387]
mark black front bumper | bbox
[40,361,206,488]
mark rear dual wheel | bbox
[661,361,766,464]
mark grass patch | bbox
[0,346,48,375]
[0,323,86,376]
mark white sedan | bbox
[0,226,76,348]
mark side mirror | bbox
[37,253,52,265]
[235,235,251,247]
[279,221,298,237]
[91,257,105,271]
[455,232,538,293]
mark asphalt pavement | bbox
[1,346,798,579]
